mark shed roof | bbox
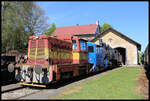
[91,27,141,51]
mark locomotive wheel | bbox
[8,63,15,72]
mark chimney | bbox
[96,20,99,25]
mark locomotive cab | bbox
[56,36,88,65]
[87,42,105,72]
[72,38,88,64]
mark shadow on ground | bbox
[144,65,149,80]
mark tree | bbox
[2,2,19,52]
[100,23,112,32]
[44,23,56,35]
[2,1,49,53]
[21,2,49,35]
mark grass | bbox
[53,66,143,99]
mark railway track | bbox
[2,83,24,93]
[2,84,44,100]
[15,89,44,100]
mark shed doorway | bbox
[115,47,126,65]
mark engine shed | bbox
[91,27,141,65]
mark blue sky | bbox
[36,1,148,52]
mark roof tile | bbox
[52,24,98,36]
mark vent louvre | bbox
[29,40,45,59]
[29,40,36,57]
[37,40,45,59]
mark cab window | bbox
[88,46,94,52]
[72,40,77,50]
[80,40,87,51]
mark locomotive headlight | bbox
[45,56,49,60]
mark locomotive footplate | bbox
[19,82,46,88]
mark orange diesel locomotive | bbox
[16,35,89,87]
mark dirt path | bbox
[136,67,149,100]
